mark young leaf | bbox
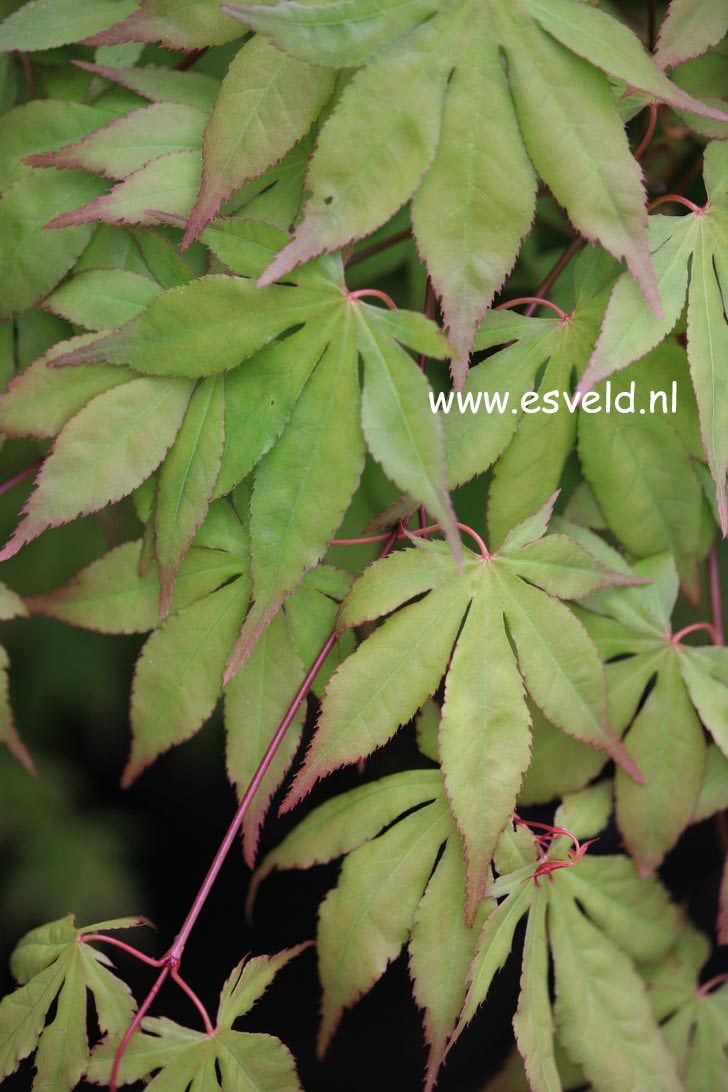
[490,566,639,779]
[54,274,331,378]
[248,6,462,293]
[283,573,476,811]
[47,150,204,230]
[500,3,659,313]
[88,948,306,1090]
[252,762,474,1061]
[0,915,140,1089]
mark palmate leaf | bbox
[225,0,726,384]
[645,925,728,1087]
[460,250,615,546]
[282,499,641,919]
[580,140,728,534]
[250,760,489,1084]
[48,220,457,673]
[0,914,142,1089]
[456,791,685,1092]
[88,947,308,1091]
[575,552,728,874]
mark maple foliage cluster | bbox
[0,0,728,1090]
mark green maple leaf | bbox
[0,0,138,52]
[249,731,490,1089]
[281,495,642,922]
[38,219,457,673]
[0,914,145,1089]
[655,0,728,70]
[223,0,726,383]
[441,244,617,545]
[455,785,685,1092]
[87,947,308,1090]
[579,140,728,535]
[84,0,245,49]
[575,549,728,874]
[640,925,728,1091]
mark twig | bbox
[109,526,402,1087]
[0,459,42,497]
[648,194,704,214]
[496,297,570,321]
[710,544,725,645]
[15,52,35,98]
[347,288,398,310]
[635,103,659,161]
[330,521,490,560]
[176,48,208,71]
[525,238,585,314]
[345,229,411,268]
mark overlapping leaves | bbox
[7,222,457,679]
[580,140,728,534]
[249,715,489,1090]
[0,914,141,1090]
[455,787,686,1092]
[576,550,728,874]
[282,497,642,921]
[87,947,308,1090]
[224,0,726,382]
[641,926,728,1089]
